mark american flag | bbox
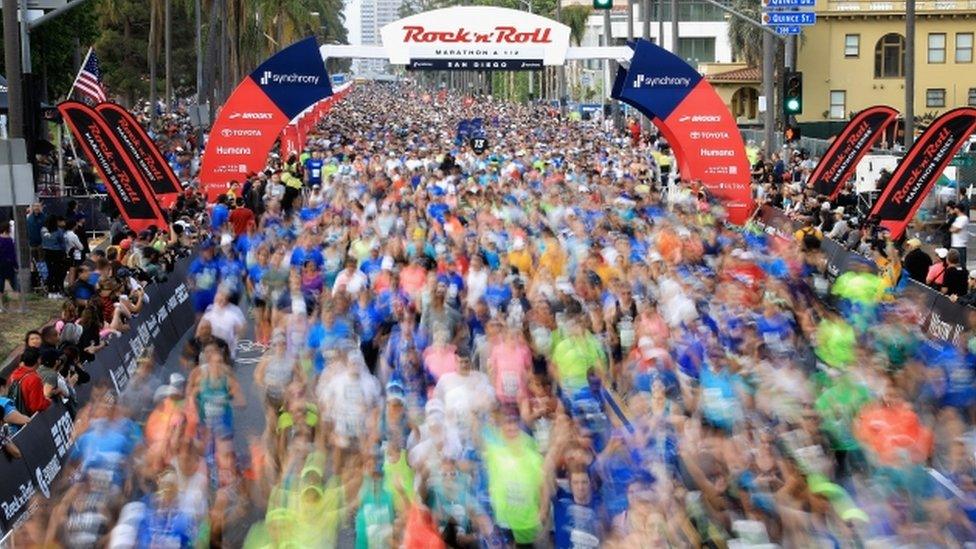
[70,48,107,104]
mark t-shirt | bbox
[305,158,325,185]
[228,207,255,236]
[433,371,495,429]
[189,257,219,294]
[202,304,246,357]
[552,489,603,549]
[951,214,970,248]
[552,334,606,394]
[316,369,381,439]
[485,435,544,542]
[210,203,229,232]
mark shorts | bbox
[193,290,216,313]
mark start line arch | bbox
[199,6,754,223]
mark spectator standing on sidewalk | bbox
[0,223,19,311]
[902,238,932,283]
[26,202,45,287]
[8,348,51,415]
[40,216,66,299]
[949,201,970,267]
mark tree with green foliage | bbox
[727,0,763,66]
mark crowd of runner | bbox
[5,81,976,547]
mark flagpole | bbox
[66,46,93,102]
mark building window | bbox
[928,33,946,63]
[957,33,974,63]
[874,33,905,77]
[926,88,946,107]
[829,90,846,119]
[677,37,716,64]
[969,88,976,106]
[844,34,860,57]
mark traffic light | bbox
[593,0,612,10]
[783,71,803,115]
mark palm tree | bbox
[727,0,763,66]
[561,4,591,46]
[561,5,591,100]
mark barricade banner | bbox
[58,101,169,233]
[869,107,976,239]
[95,103,183,208]
[13,402,73,505]
[0,448,35,535]
[810,106,898,199]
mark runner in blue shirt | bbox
[188,240,221,316]
[304,150,325,187]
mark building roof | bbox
[705,66,761,83]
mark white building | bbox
[568,0,734,98]
[355,0,404,75]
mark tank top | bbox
[197,366,231,425]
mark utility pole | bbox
[905,0,915,147]
[627,0,634,42]
[642,0,650,40]
[762,30,775,156]
[785,34,795,70]
[4,0,22,142]
[527,0,534,100]
[670,0,678,52]
[556,0,566,111]
[658,0,664,46]
[4,0,30,311]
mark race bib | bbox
[501,371,520,398]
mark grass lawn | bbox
[0,295,63,360]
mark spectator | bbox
[958,271,976,306]
[68,263,98,305]
[940,248,968,297]
[927,247,950,287]
[64,220,84,286]
[949,201,970,267]
[25,202,45,282]
[8,348,51,415]
[902,238,932,283]
[0,376,31,433]
[40,215,66,298]
[0,222,18,311]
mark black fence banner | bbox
[0,254,198,538]
[757,206,972,343]
[95,103,183,208]
[810,106,899,199]
[0,445,35,535]
[57,101,169,234]
[12,402,73,505]
[869,107,976,239]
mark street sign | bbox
[773,26,803,35]
[761,0,815,7]
[762,12,816,25]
